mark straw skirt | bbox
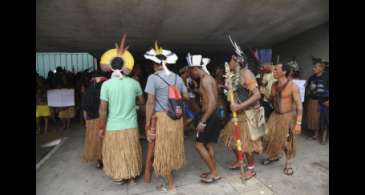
[219,112,262,154]
[153,112,185,176]
[59,107,76,119]
[82,118,103,162]
[263,112,297,160]
[102,128,142,180]
[306,99,320,130]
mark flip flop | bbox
[244,170,256,180]
[157,184,177,194]
[283,167,294,176]
[262,158,280,165]
[112,180,126,185]
[200,172,210,178]
[200,175,222,183]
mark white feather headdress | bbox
[186,53,211,75]
[144,41,178,75]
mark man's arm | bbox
[231,69,261,112]
[98,100,108,137]
[83,111,87,121]
[292,84,303,134]
[137,95,146,114]
[145,94,155,133]
[199,78,217,125]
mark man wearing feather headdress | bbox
[98,34,145,184]
[143,41,189,193]
[219,36,265,180]
[187,53,224,183]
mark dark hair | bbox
[282,63,291,77]
[56,66,63,73]
[111,57,124,70]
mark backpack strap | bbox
[153,73,170,111]
[154,73,172,86]
[155,97,167,111]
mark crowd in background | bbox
[36,59,329,146]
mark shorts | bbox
[194,109,224,143]
[184,104,194,119]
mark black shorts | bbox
[194,110,224,143]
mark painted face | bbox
[273,64,285,79]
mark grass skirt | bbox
[153,112,185,176]
[82,118,103,162]
[102,128,142,180]
[219,112,262,154]
[306,99,320,130]
[263,112,297,160]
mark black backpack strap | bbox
[155,97,167,111]
[154,73,171,86]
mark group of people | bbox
[36,68,97,134]
[80,34,329,193]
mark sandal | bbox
[262,158,280,165]
[229,162,246,170]
[200,172,210,178]
[112,179,126,185]
[244,169,256,180]
[200,174,222,183]
[283,167,294,176]
[157,184,177,194]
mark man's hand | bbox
[293,124,301,135]
[145,121,151,134]
[98,129,105,138]
[146,130,156,142]
[230,102,243,112]
[196,122,206,132]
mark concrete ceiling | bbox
[36,0,329,57]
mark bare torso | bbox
[199,75,219,113]
[271,81,295,113]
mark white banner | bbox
[47,89,75,107]
[292,79,306,102]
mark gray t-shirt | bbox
[145,70,187,112]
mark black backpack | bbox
[154,73,184,120]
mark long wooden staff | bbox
[144,115,157,182]
[224,63,246,183]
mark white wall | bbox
[273,22,329,80]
